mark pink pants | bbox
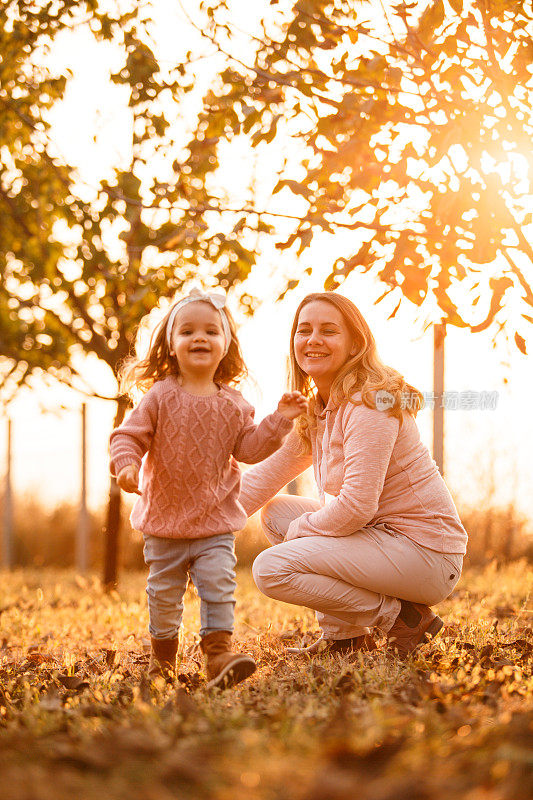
[252,496,463,639]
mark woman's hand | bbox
[117,464,142,495]
[285,516,304,541]
[277,391,308,420]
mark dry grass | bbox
[0,562,532,800]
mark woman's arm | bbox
[233,404,293,463]
[239,430,313,516]
[286,403,399,539]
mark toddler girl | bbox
[110,287,307,688]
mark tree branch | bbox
[502,249,533,307]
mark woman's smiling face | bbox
[293,300,355,393]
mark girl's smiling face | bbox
[169,301,226,378]
[293,300,355,396]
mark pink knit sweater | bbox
[240,392,468,554]
[109,377,293,538]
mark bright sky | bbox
[2,0,532,521]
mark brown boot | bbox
[387,601,443,659]
[148,636,179,681]
[285,633,377,656]
[200,631,256,689]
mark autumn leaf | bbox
[57,674,90,691]
[449,0,463,14]
[514,332,527,354]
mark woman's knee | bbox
[252,550,269,593]
[252,548,286,596]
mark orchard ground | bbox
[0,562,531,800]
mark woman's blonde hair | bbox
[119,300,247,399]
[289,292,424,451]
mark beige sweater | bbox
[240,392,468,554]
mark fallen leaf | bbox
[334,672,357,695]
[479,644,494,659]
[57,674,90,691]
[492,658,514,668]
[494,605,516,618]
[177,672,202,690]
[103,649,119,667]
[25,652,57,666]
[501,638,532,654]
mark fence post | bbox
[76,403,89,572]
[3,418,14,569]
[433,322,446,475]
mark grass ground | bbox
[0,562,531,800]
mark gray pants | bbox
[252,496,463,639]
[143,532,237,640]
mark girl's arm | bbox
[286,403,399,540]
[239,431,313,516]
[109,389,159,477]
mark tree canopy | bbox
[191,0,533,351]
[2,0,531,407]
[0,0,266,404]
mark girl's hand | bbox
[117,464,142,495]
[277,391,308,420]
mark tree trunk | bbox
[502,505,515,563]
[103,396,129,592]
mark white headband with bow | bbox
[166,287,231,355]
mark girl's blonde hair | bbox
[289,292,424,452]
[119,300,247,399]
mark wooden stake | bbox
[3,419,13,569]
[433,323,446,475]
[76,404,89,572]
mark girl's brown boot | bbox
[200,630,256,689]
[148,636,179,681]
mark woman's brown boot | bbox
[200,631,256,689]
[387,601,443,659]
[148,636,179,680]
